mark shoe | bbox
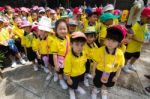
[128,65,136,72]
[144,75,150,80]
[43,67,50,73]
[11,62,17,68]
[69,89,76,99]
[87,74,93,79]
[91,92,97,99]
[59,80,68,89]
[53,73,58,82]
[46,73,52,81]
[76,86,86,95]
[20,59,26,65]
[101,89,108,99]
[33,65,38,71]
[84,77,89,87]
[122,65,132,73]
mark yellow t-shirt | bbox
[32,37,40,52]
[64,49,88,77]
[126,22,148,53]
[119,44,126,53]
[37,36,54,55]
[92,46,125,73]
[51,36,70,56]
[12,25,24,39]
[83,43,98,59]
[99,23,108,42]
[0,28,10,42]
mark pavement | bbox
[0,45,150,99]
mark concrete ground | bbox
[0,45,150,99]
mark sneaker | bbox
[69,89,76,99]
[87,74,93,79]
[53,73,58,82]
[122,65,132,73]
[11,62,17,68]
[76,86,86,95]
[59,80,68,89]
[101,89,108,99]
[128,65,136,72]
[43,67,50,73]
[84,78,89,87]
[33,65,38,71]
[46,73,52,81]
[20,59,26,65]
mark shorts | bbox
[68,73,85,89]
[49,54,54,66]
[14,38,24,53]
[85,59,93,73]
[93,69,116,88]
[0,45,17,56]
[26,47,37,61]
[124,52,140,60]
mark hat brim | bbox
[101,15,119,22]
[21,25,31,28]
[38,26,51,32]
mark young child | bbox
[83,26,98,87]
[68,18,78,35]
[21,20,39,71]
[64,31,87,99]
[91,25,126,99]
[36,17,54,80]
[51,19,70,89]
[123,7,150,73]
[99,12,118,46]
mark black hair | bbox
[55,19,69,33]
[71,37,86,43]
[88,12,98,18]
[85,33,97,37]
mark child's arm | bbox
[92,61,97,77]
[66,75,73,85]
[53,54,60,72]
[113,68,122,82]
[132,36,150,44]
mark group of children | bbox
[0,4,150,99]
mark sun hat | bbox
[71,31,87,40]
[38,17,51,32]
[100,12,118,22]
[103,4,114,12]
[85,26,97,34]
[68,18,78,26]
[20,20,31,28]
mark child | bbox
[123,7,150,73]
[68,18,78,35]
[51,19,69,89]
[83,26,98,87]
[91,25,126,99]
[99,12,118,46]
[64,31,87,99]
[21,20,38,71]
[36,17,54,80]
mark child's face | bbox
[56,22,68,38]
[105,38,119,50]
[72,41,85,55]
[31,13,38,21]
[69,25,77,33]
[123,33,133,44]
[86,34,96,44]
[89,14,98,23]
[105,19,113,26]
[141,16,150,24]
[15,18,22,27]
[39,30,48,39]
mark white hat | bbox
[38,16,51,32]
[103,4,114,12]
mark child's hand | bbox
[55,66,60,72]
[67,78,73,85]
[112,76,118,82]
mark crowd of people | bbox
[0,0,150,99]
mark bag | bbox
[101,72,110,84]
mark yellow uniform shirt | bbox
[37,36,54,55]
[0,28,10,42]
[32,37,40,52]
[83,43,98,59]
[64,49,88,77]
[113,18,119,25]
[92,46,125,73]
[119,44,126,53]
[12,25,24,39]
[99,23,108,42]
[126,22,148,53]
[51,36,70,56]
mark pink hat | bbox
[71,31,87,40]
[21,20,31,28]
[114,9,121,15]
[31,24,38,32]
[141,7,150,18]
[50,9,56,14]
[32,6,39,11]
[20,7,29,13]
[0,7,5,12]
